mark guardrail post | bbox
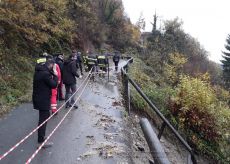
[191,154,197,164]
[126,76,130,115]
[107,62,110,82]
[158,122,167,140]
[125,64,129,72]
[124,74,130,115]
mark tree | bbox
[136,12,145,31]
[221,34,230,89]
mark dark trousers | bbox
[65,84,77,106]
[79,62,83,75]
[99,66,107,72]
[38,110,50,143]
[114,61,119,71]
[57,81,64,100]
[88,64,96,72]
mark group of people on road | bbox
[84,51,120,74]
[32,50,120,148]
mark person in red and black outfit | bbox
[32,59,58,148]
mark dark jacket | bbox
[97,55,108,66]
[113,54,120,63]
[77,54,82,63]
[75,55,82,69]
[32,64,58,111]
[62,59,79,85]
[55,57,64,72]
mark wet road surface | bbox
[0,61,131,164]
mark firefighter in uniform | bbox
[86,53,97,72]
[86,53,97,80]
[82,55,88,72]
[97,54,108,77]
[36,52,48,65]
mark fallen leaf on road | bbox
[100,115,115,122]
[86,135,95,145]
[95,115,116,130]
[93,142,125,159]
[112,101,122,107]
[104,133,119,140]
[134,142,145,152]
[80,150,97,159]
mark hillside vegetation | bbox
[0,0,139,114]
[129,18,230,163]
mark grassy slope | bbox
[0,54,33,116]
[128,57,230,163]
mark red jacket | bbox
[51,64,61,109]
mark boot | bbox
[37,142,53,149]
[52,109,58,115]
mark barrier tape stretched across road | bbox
[0,69,92,161]
[26,72,92,163]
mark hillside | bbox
[0,0,140,115]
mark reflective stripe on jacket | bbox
[37,58,46,64]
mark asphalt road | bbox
[0,61,131,164]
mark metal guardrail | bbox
[121,58,197,164]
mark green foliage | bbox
[173,75,217,112]
[221,34,230,89]
[0,55,33,114]
[170,75,230,163]
[0,0,140,115]
[129,56,229,163]
[163,53,187,85]
[129,57,175,117]
[143,17,221,84]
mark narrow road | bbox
[0,61,131,164]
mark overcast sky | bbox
[122,0,230,63]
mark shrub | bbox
[170,75,230,163]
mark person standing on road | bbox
[62,54,79,109]
[55,54,65,100]
[77,51,83,77]
[32,58,58,148]
[86,52,98,72]
[97,53,108,76]
[50,62,61,115]
[113,51,120,71]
